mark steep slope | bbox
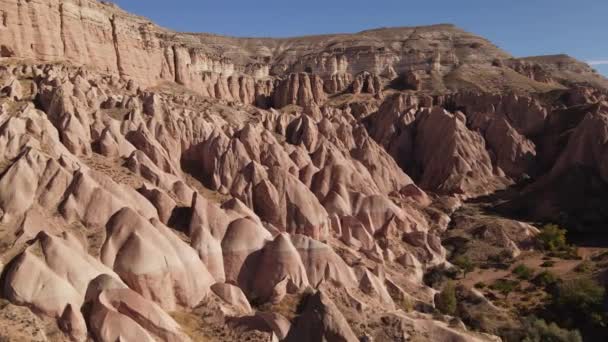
[1,0,608,341]
[1,0,606,106]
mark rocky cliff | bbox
[2,0,606,108]
[1,0,608,341]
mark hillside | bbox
[1,0,608,341]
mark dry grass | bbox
[256,292,305,321]
[0,299,51,342]
[325,92,375,107]
[444,64,561,94]
[0,98,29,115]
[81,153,144,189]
[170,311,213,342]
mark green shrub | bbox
[395,295,413,312]
[474,282,486,289]
[560,246,581,260]
[436,282,457,316]
[487,250,513,269]
[423,266,459,289]
[551,277,607,328]
[532,271,559,288]
[453,255,476,276]
[573,261,594,274]
[490,279,519,298]
[521,317,582,342]
[537,224,568,252]
[591,251,608,262]
[513,264,535,280]
[540,260,555,268]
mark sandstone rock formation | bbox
[0,0,607,341]
[285,290,359,342]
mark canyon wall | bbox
[0,0,516,106]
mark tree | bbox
[537,224,568,252]
[521,317,582,342]
[436,282,457,316]
[551,277,607,328]
[532,271,558,288]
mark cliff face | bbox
[2,1,608,341]
[5,0,604,108]
[0,0,509,84]
[0,0,173,84]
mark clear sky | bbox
[109,0,608,76]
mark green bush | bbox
[436,282,457,316]
[453,254,476,276]
[423,266,459,289]
[490,279,519,298]
[521,317,582,342]
[474,282,486,289]
[551,277,607,328]
[532,271,559,288]
[555,246,581,260]
[513,264,535,280]
[537,224,568,252]
[573,261,594,274]
[487,251,513,269]
[591,251,608,262]
[540,260,555,268]
[396,296,413,312]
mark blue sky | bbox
[110,0,608,76]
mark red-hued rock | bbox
[1,2,607,341]
[285,290,358,342]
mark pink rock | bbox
[285,290,358,342]
[250,234,310,300]
[101,208,214,310]
[3,232,123,318]
[221,218,272,288]
[88,287,190,342]
[211,283,252,314]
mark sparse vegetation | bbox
[573,261,594,274]
[591,251,608,262]
[424,266,459,289]
[548,277,607,329]
[436,282,458,316]
[536,224,568,252]
[453,254,476,277]
[521,317,582,342]
[474,282,486,289]
[396,296,414,312]
[170,310,215,341]
[540,260,555,268]
[532,271,559,288]
[487,251,514,269]
[535,224,582,260]
[513,264,535,280]
[490,279,519,299]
